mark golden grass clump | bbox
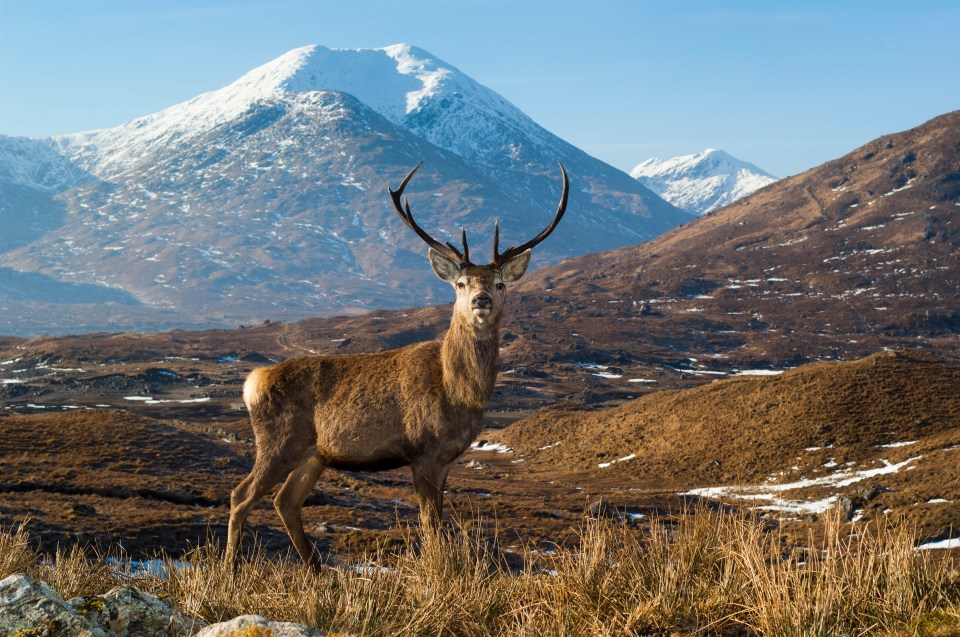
[40,543,119,600]
[0,520,38,580]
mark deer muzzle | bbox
[472,294,492,309]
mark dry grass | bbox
[1,510,958,636]
[0,520,38,578]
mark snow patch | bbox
[470,441,513,454]
[599,453,637,469]
[592,371,623,379]
[686,456,922,513]
[124,396,211,405]
[917,537,960,551]
[877,441,917,448]
[733,369,785,376]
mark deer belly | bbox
[314,418,410,472]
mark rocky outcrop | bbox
[0,572,200,636]
[0,573,95,636]
[0,573,329,636]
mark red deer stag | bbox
[226,162,568,568]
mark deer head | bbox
[389,162,568,332]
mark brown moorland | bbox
[1,351,957,561]
[490,351,960,540]
[506,110,960,368]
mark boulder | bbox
[73,583,201,635]
[195,614,324,636]
[0,573,98,636]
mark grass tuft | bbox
[0,520,38,580]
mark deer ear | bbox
[429,248,461,284]
[500,249,532,283]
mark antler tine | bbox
[445,228,469,264]
[389,163,471,266]
[494,161,569,266]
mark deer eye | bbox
[496,282,505,291]
[456,281,465,289]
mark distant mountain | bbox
[0,44,690,337]
[631,148,777,215]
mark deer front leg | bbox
[411,462,452,531]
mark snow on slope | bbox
[631,149,777,215]
[0,136,90,192]
[56,44,557,178]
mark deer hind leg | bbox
[411,462,452,532]
[226,453,298,565]
[274,452,325,569]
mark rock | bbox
[0,573,97,636]
[195,614,324,636]
[0,572,201,636]
[73,583,201,636]
[836,495,860,521]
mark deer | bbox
[226,161,568,568]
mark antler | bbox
[389,163,472,266]
[493,161,568,266]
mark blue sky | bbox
[1,1,957,178]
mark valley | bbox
[1,320,957,564]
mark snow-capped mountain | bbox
[0,44,690,336]
[630,149,777,215]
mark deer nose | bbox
[472,294,492,309]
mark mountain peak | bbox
[58,43,525,177]
[630,148,777,215]
[276,44,444,121]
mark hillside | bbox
[493,351,960,478]
[507,110,960,368]
[489,350,960,534]
[3,348,957,558]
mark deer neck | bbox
[441,313,500,411]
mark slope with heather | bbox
[490,351,960,534]
[507,111,960,368]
